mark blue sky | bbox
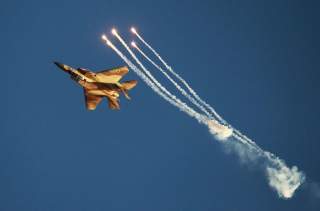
[1,0,320,210]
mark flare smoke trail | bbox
[110,29,207,124]
[131,29,265,149]
[131,42,212,118]
[129,29,305,198]
[102,34,205,124]
[131,27,226,125]
[131,29,270,148]
[131,28,253,147]
[103,28,305,199]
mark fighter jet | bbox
[54,62,137,110]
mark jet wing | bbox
[84,89,103,110]
[94,66,129,83]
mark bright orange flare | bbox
[101,34,107,41]
[131,41,137,48]
[111,28,117,35]
[131,27,137,34]
[101,34,111,46]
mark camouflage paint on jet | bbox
[54,62,137,110]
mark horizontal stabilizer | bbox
[122,80,138,90]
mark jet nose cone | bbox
[54,61,64,69]
[54,61,71,73]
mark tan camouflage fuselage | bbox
[55,62,137,110]
[78,80,120,99]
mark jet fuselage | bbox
[54,62,120,98]
[54,61,137,110]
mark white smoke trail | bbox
[131,29,268,149]
[110,30,208,124]
[101,35,206,124]
[131,28,227,125]
[131,42,212,118]
[132,29,262,155]
[131,30,267,150]
[131,29,242,144]
[227,132,305,198]
[103,29,305,199]
[131,30,305,198]
[133,29,306,198]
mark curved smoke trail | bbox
[102,35,206,124]
[103,28,305,199]
[131,28,227,125]
[131,42,212,118]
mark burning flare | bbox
[131,41,137,48]
[101,27,306,199]
[101,34,107,41]
[111,28,118,35]
[131,27,137,34]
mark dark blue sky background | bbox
[1,0,320,210]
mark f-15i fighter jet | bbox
[54,62,137,110]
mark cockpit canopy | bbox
[78,68,89,72]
